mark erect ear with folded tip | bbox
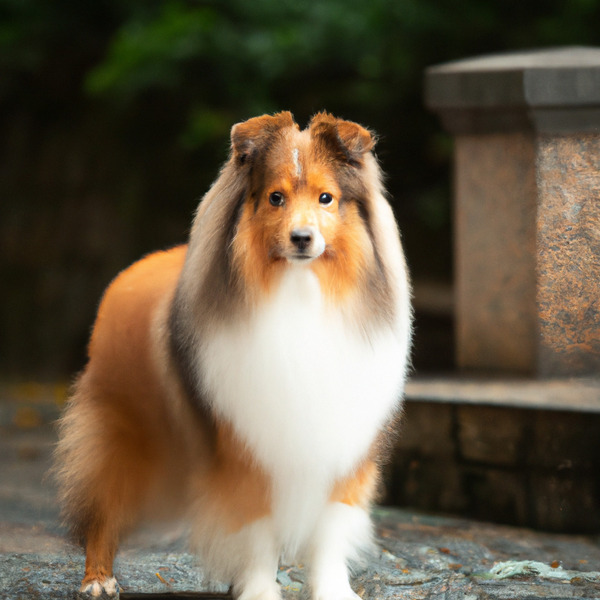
[231,111,297,164]
[309,112,376,166]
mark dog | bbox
[54,111,412,600]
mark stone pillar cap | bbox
[425,47,600,133]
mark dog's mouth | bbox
[285,245,326,264]
[285,253,318,265]
[290,254,313,261]
[269,249,319,263]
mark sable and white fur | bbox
[54,112,412,600]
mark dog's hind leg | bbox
[80,517,120,596]
[55,384,161,596]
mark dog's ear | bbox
[309,112,376,166]
[231,112,297,164]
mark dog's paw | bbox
[313,592,361,600]
[236,581,281,600]
[237,587,281,600]
[237,590,280,600]
[311,582,362,600]
[80,576,118,597]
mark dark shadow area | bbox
[3,1,600,379]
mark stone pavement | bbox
[1,386,600,599]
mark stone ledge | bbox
[405,376,600,412]
[426,47,600,108]
[425,47,600,133]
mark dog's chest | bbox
[200,268,406,481]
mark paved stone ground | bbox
[1,387,600,599]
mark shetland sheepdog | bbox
[54,112,412,600]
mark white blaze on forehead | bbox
[292,148,301,177]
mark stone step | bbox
[387,377,600,534]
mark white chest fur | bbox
[199,267,408,547]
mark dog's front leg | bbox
[230,518,281,600]
[307,502,372,600]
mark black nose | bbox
[290,228,313,251]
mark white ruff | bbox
[199,267,407,554]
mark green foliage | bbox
[3,0,600,226]
[4,0,600,139]
[79,0,600,143]
[84,3,219,98]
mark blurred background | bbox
[2,0,600,380]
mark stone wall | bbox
[385,399,600,533]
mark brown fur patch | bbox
[206,423,271,533]
[310,200,373,301]
[330,459,380,508]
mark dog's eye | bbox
[269,191,285,207]
[319,192,334,206]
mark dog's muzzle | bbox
[289,227,325,261]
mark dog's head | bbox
[230,111,379,298]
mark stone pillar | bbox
[425,47,600,377]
